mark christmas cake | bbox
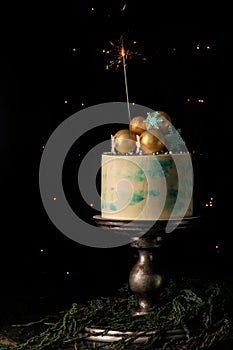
[101,111,193,221]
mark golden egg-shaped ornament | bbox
[157,111,171,122]
[156,111,172,134]
[114,129,137,140]
[130,116,147,135]
[114,129,136,153]
[140,129,165,154]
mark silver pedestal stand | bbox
[83,215,201,347]
[93,215,200,316]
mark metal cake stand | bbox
[83,215,202,347]
[93,214,201,316]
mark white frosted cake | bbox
[100,111,193,221]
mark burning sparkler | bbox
[101,36,147,71]
[99,35,147,124]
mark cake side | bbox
[101,153,193,220]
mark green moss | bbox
[7,278,233,350]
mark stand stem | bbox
[129,237,163,316]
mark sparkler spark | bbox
[121,3,127,11]
[99,35,147,124]
[102,37,147,71]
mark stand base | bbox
[82,327,186,348]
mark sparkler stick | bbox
[120,35,131,124]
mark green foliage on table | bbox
[1,278,233,349]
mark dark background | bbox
[1,18,232,326]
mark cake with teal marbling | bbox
[101,153,193,220]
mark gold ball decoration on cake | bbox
[140,129,165,153]
[157,111,171,121]
[156,111,171,134]
[129,116,147,135]
[114,129,137,153]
